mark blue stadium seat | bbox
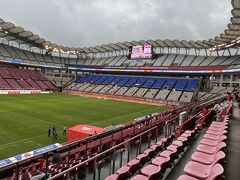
[185,79,199,92]
[163,79,177,89]
[102,76,115,85]
[88,75,101,83]
[125,77,138,87]
[110,76,123,85]
[152,79,166,89]
[76,74,94,83]
[117,77,130,86]
[96,76,108,84]
[142,78,156,88]
[134,78,147,87]
[174,79,188,91]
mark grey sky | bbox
[1,0,232,47]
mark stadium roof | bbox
[0,0,240,54]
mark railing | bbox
[48,125,162,180]
[49,93,225,180]
[47,95,225,180]
[0,93,226,179]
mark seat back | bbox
[207,164,224,180]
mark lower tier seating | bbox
[65,74,200,103]
[105,129,199,180]
[105,101,232,180]
[0,66,57,90]
[178,112,230,179]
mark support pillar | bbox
[230,74,233,88]
[220,74,223,87]
[210,74,214,90]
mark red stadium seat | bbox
[200,135,227,147]
[151,156,171,173]
[131,174,148,180]
[197,142,226,155]
[140,164,162,180]
[206,129,227,136]
[177,175,199,180]
[191,151,225,165]
[144,148,157,159]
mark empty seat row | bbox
[0,66,57,90]
[105,128,198,180]
[178,102,232,180]
[72,75,199,92]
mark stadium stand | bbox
[105,100,232,180]
[0,93,226,180]
[0,65,57,90]
[0,0,240,179]
[65,75,200,103]
[178,103,232,180]
[0,42,239,70]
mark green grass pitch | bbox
[0,93,167,160]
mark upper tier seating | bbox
[0,66,57,90]
[65,74,200,103]
[0,43,238,68]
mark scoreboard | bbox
[129,45,153,59]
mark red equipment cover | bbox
[68,124,105,143]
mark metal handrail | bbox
[48,94,226,179]
[48,126,158,179]
[0,94,226,180]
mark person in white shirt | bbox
[213,103,221,113]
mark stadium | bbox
[0,0,239,179]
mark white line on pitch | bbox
[0,134,46,147]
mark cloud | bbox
[0,0,232,47]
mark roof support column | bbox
[234,48,239,56]
[197,49,200,56]
[220,74,223,87]
[210,74,214,90]
[230,73,233,88]
[194,48,197,56]
[176,48,180,54]
[227,48,231,56]
[209,51,212,56]
[160,48,163,54]
[222,49,226,56]
[205,49,208,56]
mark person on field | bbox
[63,126,67,135]
[48,127,51,137]
[53,130,58,142]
